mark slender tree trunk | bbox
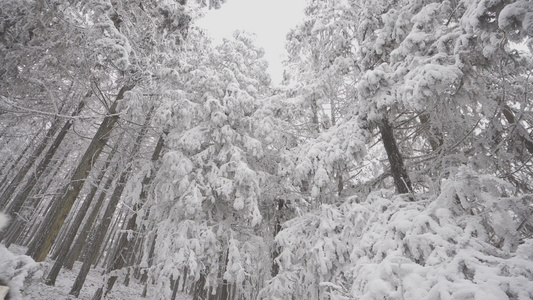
[124,233,145,284]
[64,161,119,270]
[330,95,337,128]
[328,97,344,196]
[96,212,122,266]
[49,190,88,260]
[0,117,61,210]
[5,101,85,219]
[170,275,181,300]
[45,134,123,285]
[24,153,78,251]
[0,135,36,192]
[140,231,158,297]
[72,107,152,297]
[21,154,73,247]
[378,118,412,195]
[102,133,165,297]
[25,182,70,257]
[271,199,284,278]
[2,150,68,247]
[27,85,133,262]
[92,287,104,300]
[70,165,136,297]
[17,153,71,247]
[18,198,52,247]
[70,173,126,296]
[192,273,207,300]
[0,139,13,176]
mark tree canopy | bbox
[1,0,533,299]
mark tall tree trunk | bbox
[72,107,152,297]
[271,199,284,278]
[2,152,69,247]
[21,156,71,246]
[96,211,123,266]
[192,273,207,300]
[4,101,85,218]
[378,118,412,195]
[69,168,130,297]
[138,230,158,297]
[123,233,145,284]
[45,133,124,285]
[25,183,69,257]
[170,275,181,300]
[0,117,62,210]
[101,133,165,297]
[0,134,36,192]
[63,161,120,270]
[27,84,133,262]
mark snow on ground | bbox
[0,244,191,300]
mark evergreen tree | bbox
[138,31,274,299]
[262,0,533,299]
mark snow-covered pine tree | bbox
[0,0,231,295]
[136,31,274,299]
[262,0,533,299]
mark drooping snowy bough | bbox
[261,167,533,300]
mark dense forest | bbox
[1,0,533,299]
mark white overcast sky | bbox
[196,0,307,84]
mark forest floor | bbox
[0,244,190,300]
